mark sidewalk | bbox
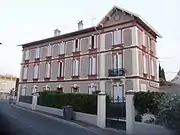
[12,104,126,135]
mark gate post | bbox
[32,93,39,110]
[126,90,135,135]
[97,92,106,128]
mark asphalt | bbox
[0,101,125,135]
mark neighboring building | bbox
[171,70,180,85]
[18,6,161,101]
[0,75,17,99]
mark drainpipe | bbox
[94,24,103,92]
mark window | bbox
[73,39,80,52]
[72,59,79,76]
[24,50,29,60]
[45,62,51,78]
[57,87,63,92]
[89,35,96,49]
[47,45,52,56]
[113,54,122,69]
[43,85,50,91]
[32,86,38,94]
[21,87,27,96]
[23,66,28,79]
[33,64,39,78]
[72,87,79,93]
[143,54,147,74]
[36,47,40,58]
[113,85,124,102]
[88,86,97,94]
[113,30,121,45]
[58,61,64,77]
[59,42,65,54]
[89,57,96,75]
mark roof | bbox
[98,5,162,38]
[20,5,162,47]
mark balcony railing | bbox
[108,68,126,77]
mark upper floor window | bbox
[45,62,51,78]
[113,29,122,45]
[72,59,79,76]
[58,61,64,77]
[73,39,80,52]
[35,47,40,58]
[59,42,65,54]
[151,58,155,76]
[89,35,96,49]
[89,56,96,75]
[23,66,28,79]
[47,45,52,56]
[113,53,122,69]
[33,64,39,79]
[43,85,50,91]
[24,50,29,60]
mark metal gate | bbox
[106,95,126,130]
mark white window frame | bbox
[47,45,52,56]
[33,64,39,78]
[113,29,122,45]
[88,86,97,94]
[89,35,96,49]
[45,62,51,78]
[143,54,147,74]
[24,50,29,60]
[72,59,79,76]
[58,61,64,77]
[73,39,80,52]
[89,56,96,75]
[36,47,40,58]
[23,66,28,79]
[43,85,50,91]
[59,42,65,54]
[113,53,122,69]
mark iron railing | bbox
[108,68,126,77]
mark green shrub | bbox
[133,91,166,115]
[38,91,98,114]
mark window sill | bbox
[72,51,80,54]
[57,77,64,80]
[72,76,79,79]
[22,79,28,81]
[35,57,40,60]
[46,56,52,58]
[33,78,38,81]
[44,77,50,80]
[88,74,97,79]
[88,48,97,51]
[112,43,123,48]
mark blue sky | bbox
[0,0,179,80]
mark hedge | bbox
[133,91,166,115]
[38,91,98,114]
[37,91,125,118]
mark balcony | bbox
[108,68,126,78]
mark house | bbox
[18,6,161,101]
[0,74,17,99]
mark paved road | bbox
[0,101,124,135]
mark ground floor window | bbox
[57,87,63,92]
[113,85,124,102]
[71,87,79,93]
[88,86,97,94]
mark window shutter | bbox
[59,42,64,54]
[92,57,96,74]
[23,67,28,79]
[114,30,121,45]
[73,40,76,52]
[94,35,97,48]
[89,36,92,46]
[89,58,92,75]
[117,54,122,69]
[72,60,75,76]
[75,60,79,76]
[46,63,50,77]
[151,59,154,76]
[143,55,147,74]
[113,55,117,69]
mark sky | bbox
[0,0,179,81]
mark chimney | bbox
[54,29,61,36]
[78,20,83,30]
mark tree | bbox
[161,68,166,81]
[159,64,162,79]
